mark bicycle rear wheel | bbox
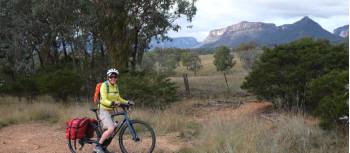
[119,120,156,153]
[67,138,92,153]
[67,124,100,153]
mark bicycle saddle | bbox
[89,108,98,112]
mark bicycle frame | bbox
[68,105,155,153]
[93,106,140,147]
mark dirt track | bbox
[0,102,272,153]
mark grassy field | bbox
[171,53,249,97]
[0,97,347,153]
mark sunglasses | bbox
[109,76,117,79]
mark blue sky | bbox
[168,0,349,41]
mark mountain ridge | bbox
[149,37,199,49]
[152,17,346,49]
[333,25,349,38]
[198,16,344,48]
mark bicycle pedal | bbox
[132,138,140,141]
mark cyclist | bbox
[94,68,134,153]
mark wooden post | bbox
[183,73,191,97]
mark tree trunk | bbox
[224,72,229,92]
[69,43,77,70]
[52,38,59,64]
[194,62,197,76]
[109,43,129,71]
[131,28,140,71]
[91,34,96,69]
[31,48,35,71]
[62,38,68,60]
[183,73,191,97]
[34,46,44,68]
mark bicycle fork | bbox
[125,118,140,141]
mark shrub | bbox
[242,38,348,111]
[307,70,348,129]
[0,77,39,100]
[118,72,179,107]
[36,69,83,101]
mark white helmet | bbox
[107,68,119,76]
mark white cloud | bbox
[169,0,349,41]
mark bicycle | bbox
[67,103,156,153]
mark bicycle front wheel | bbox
[119,120,156,153]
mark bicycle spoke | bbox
[119,120,156,153]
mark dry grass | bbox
[130,99,201,136]
[171,73,247,97]
[0,96,348,153]
[0,96,93,128]
[0,96,197,136]
[179,114,348,153]
[171,53,249,97]
[175,54,218,76]
[174,53,245,77]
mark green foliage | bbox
[0,0,197,103]
[236,41,257,51]
[307,70,349,129]
[241,38,348,128]
[118,72,179,107]
[0,68,84,102]
[181,51,202,75]
[0,77,39,99]
[213,46,235,72]
[36,69,84,101]
[143,48,184,75]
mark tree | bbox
[84,0,197,71]
[213,46,235,89]
[241,38,348,113]
[181,51,202,76]
[236,41,257,51]
[237,49,263,71]
[143,48,182,75]
[0,0,197,103]
[0,0,197,75]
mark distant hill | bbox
[334,25,349,38]
[198,17,344,48]
[149,37,199,49]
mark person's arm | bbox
[100,83,114,107]
[115,86,128,104]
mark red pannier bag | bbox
[65,118,97,140]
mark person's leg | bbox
[95,109,116,153]
[99,109,116,144]
[99,126,115,144]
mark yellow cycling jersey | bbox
[99,81,128,110]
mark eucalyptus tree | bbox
[86,0,197,71]
[213,46,235,89]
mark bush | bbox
[307,70,348,129]
[36,69,84,101]
[0,77,39,100]
[118,72,179,107]
[242,38,348,111]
